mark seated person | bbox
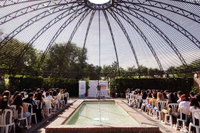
[172,94,190,126]
[185,98,200,131]
[23,92,37,113]
[12,94,31,128]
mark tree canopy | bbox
[0,34,199,79]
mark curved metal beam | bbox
[0,0,65,8]
[108,8,164,71]
[12,5,86,69]
[117,3,200,49]
[170,0,200,6]
[103,10,121,75]
[121,0,200,24]
[0,0,76,25]
[68,7,90,43]
[38,8,90,68]
[106,9,140,72]
[113,5,189,69]
[79,10,96,74]
[0,2,83,51]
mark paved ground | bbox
[24,98,182,133]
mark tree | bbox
[190,59,200,70]
[0,29,3,41]
[0,39,39,75]
[42,42,87,78]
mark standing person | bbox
[12,94,31,129]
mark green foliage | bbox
[110,79,117,93]
[115,78,194,97]
[0,38,41,76]
[42,77,77,89]
[42,42,87,77]
[192,86,198,95]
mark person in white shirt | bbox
[45,92,54,104]
[185,98,200,131]
[178,94,190,113]
[172,94,190,126]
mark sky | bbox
[0,0,200,70]
[89,0,110,4]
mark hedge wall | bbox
[7,77,79,97]
[116,78,193,97]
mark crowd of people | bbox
[0,88,69,132]
[127,89,200,132]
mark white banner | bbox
[88,80,108,98]
[79,81,86,97]
[99,81,108,97]
[88,80,98,97]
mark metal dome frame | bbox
[0,0,200,76]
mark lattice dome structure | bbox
[0,0,200,75]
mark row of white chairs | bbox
[0,92,70,133]
[127,93,200,133]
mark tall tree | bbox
[42,42,87,77]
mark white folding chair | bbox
[155,101,167,121]
[66,93,70,104]
[11,105,28,128]
[64,92,69,104]
[189,110,200,133]
[148,99,155,115]
[164,103,179,126]
[60,94,65,108]
[126,93,129,101]
[143,98,150,112]
[44,99,52,117]
[34,100,42,110]
[34,100,44,118]
[176,107,190,130]
[57,94,62,107]
[128,93,133,106]
[24,103,37,124]
[0,109,15,133]
[136,96,142,108]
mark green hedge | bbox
[7,77,79,96]
[116,78,194,97]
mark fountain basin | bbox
[46,99,160,133]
